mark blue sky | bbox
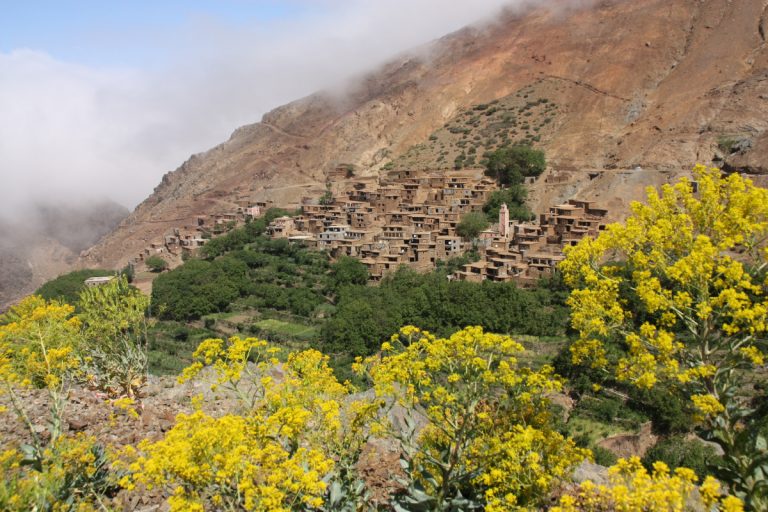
[0,1,312,67]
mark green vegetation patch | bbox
[36,269,116,305]
[252,319,318,340]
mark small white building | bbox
[84,276,116,287]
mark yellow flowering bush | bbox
[559,165,768,508]
[552,456,743,512]
[125,411,333,511]
[0,433,115,511]
[128,336,380,511]
[0,296,124,510]
[359,326,590,510]
[0,295,81,390]
[0,295,82,457]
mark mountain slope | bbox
[81,0,768,270]
[0,200,128,310]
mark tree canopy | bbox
[329,256,369,289]
[456,211,490,239]
[145,255,168,272]
[484,145,546,186]
[35,269,114,305]
[482,186,534,222]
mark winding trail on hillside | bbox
[261,121,310,140]
[544,75,630,102]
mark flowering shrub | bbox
[0,295,134,510]
[124,411,333,511]
[0,296,83,458]
[358,326,589,511]
[0,295,82,390]
[552,456,743,512]
[559,165,768,508]
[0,433,115,511]
[78,275,150,398]
[127,336,379,511]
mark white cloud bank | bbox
[0,0,570,219]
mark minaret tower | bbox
[499,203,510,238]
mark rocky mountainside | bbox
[0,201,128,310]
[81,0,768,270]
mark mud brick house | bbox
[455,199,607,286]
[267,168,492,280]
[266,167,607,285]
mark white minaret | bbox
[499,203,510,238]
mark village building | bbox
[124,162,606,285]
[262,167,607,285]
[84,276,116,287]
[266,168,495,280]
[454,199,607,286]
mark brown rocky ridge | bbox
[76,0,768,276]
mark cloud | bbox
[0,0,566,220]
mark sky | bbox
[0,1,528,217]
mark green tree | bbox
[145,255,168,272]
[456,211,489,240]
[642,435,722,478]
[151,258,247,320]
[559,165,768,508]
[329,256,369,289]
[121,263,135,283]
[319,182,334,206]
[485,145,546,186]
[483,186,534,222]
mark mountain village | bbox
[132,167,608,286]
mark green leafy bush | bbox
[151,257,248,320]
[35,269,114,305]
[642,435,722,477]
[320,267,568,357]
[483,186,534,222]
[329,256,369,289]
[456,211,489,239]
[145,255,168,272]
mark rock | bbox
[572,460,609,485]
[547,392,575,421]
[68,418,89,431]
[597,421,657,459]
